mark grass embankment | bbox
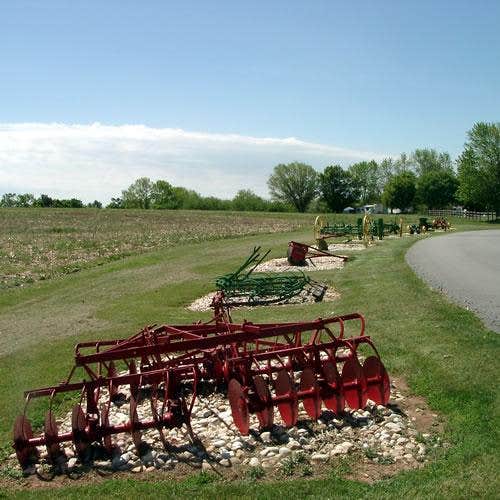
[0,211,498,497]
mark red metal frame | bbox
[13,295,389,469]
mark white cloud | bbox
[0,123,389,202]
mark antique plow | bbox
[314,215,377,249]
[314,216,363,244]
[13,295,390,469]
[215,246,327,305]
[286,241,348,266]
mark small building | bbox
[360,204,384,214]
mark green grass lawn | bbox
[0,211,498,498]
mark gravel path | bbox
[406,230,500,333]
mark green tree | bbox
[382,171,417,212]
[172,187,203,209]
[377,158,396,194]
[107,197,123,208]
[232,190,268,211]
[457,122,500,212]
[38,194,54,207]
[122,177,153,209]
[348,160,380,204]
[0,193,17,207]
[151,180,178,209]
[416,170,458,209]
[319,165,358,212]
[16,193,36,207]
[268,162,318,212]
[87,200,103,208]
[411,148,453,177]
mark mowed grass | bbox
[0,210,498,498]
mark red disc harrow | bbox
[12,293,390,469]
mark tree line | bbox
[268,122,499,213]
[0,193,102,209]
[1,122,498,213]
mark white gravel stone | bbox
[249,457,260,467]
[260,431,272,443]
[385,422,402,432]
[311,453,329,463]
[288,439,302,450]
[278,447,292,457]
[331,441,354,456]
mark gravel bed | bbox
[327,242,367,251]
[253,256,345,273]
[188,288,340,312]
[15,378,440,478]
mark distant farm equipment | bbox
[406,217,450,234]
[314,215,404,248]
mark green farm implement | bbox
[375,218,403,239]
[215,247,327,306]
[314,215,400,248]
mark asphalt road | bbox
[406,230,500,333]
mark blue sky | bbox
[1,1,499,201]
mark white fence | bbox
[428,209,497,221]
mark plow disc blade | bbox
[253,375,273,430]
[228,379,250,435]
[44,412,65,464]
[130,395,143,454]
[13,415,38,468]
[342,358,368,410]
[363,356,390,405]
[321,360,345,414]
[100,405,114,454]
[72,404,89,461]
[274,370,298,427]
[300,368,322,419]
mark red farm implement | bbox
[13,294,390,469]
[286,241,348,266]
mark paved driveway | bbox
[406,230,500,333]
